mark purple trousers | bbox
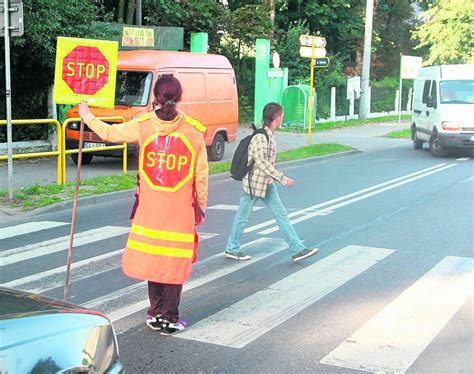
[147,281,183,323]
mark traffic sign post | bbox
[299,34,328,145]
[2,0,24,200]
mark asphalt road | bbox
[1,139,473,373]
[0,121,411,190]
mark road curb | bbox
[22,149,358,217]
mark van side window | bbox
[430,81,437,102]
[422,80,431,104]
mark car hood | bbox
[0,286,87,318]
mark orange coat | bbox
[84,111,208,284]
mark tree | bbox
[0,0,114,139]
[143,0,226,52]
[412,0,474,65]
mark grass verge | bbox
[383,128,411,138]
[279,114,411,133]
[0,143,352,211]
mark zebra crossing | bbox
[1,220,473,373]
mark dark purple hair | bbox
[153,75,183,121]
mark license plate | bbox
[83,142,106,149]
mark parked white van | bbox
[411,64,474,157]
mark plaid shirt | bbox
[242,127,288,198]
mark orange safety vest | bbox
[122,114,206,284]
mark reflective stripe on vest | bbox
[127,239,194,258]
[131,224,194,243]
[185,116,206,133]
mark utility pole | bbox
[359,0,374,120]
[135,0,142,25]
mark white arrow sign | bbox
[299,34,326,48]
[299,46,327,58]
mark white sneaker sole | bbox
[146,320,162,331]
[224,252,251,261]
[292,248,319,262]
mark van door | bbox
[427,80,439,135]
[415,79,432,140]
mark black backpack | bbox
[230,127,269,181]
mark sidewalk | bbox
[0,120,410,191]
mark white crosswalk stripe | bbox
[0,226,129,266]
[3,220,472,371]
[89,238,289,328]
[0,221,68,240]
[176,245,395,348]
[320,255,474,373]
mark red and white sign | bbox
[54,37,118,108]
[140,133,195,192]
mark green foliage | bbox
[0,0,115,141]
[412,0,474,64]
[275,21,309,84]
[225,4,274,50]
[143,0,226,52]
[384,129,411,138]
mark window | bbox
[440,80,474,104]
[430,81,437,102]
[422,80,431,104]
[115,71,153,106]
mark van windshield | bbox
[115,71,153,106]
[439,80,474,104]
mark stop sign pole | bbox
[53,37,118,300]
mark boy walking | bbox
[225,102,319,262]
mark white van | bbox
[411,64,474,157]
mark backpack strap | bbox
[247,127,269,199]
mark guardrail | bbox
[61,116,127,185]
[0,119,62,184]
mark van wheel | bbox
[429,132,449,157]
[71,153,93,165]
[208,133,225,161]
[412,127,423,149]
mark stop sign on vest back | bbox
[54,37,118,108]
[140,133,195,192]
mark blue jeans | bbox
[226,183,305,255]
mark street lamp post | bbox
[359,0,374,120]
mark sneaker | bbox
[224,251,251,260]
[160,319,188,336]
[146,314,163,331]
[292,248,319,262]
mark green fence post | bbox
[190,32,208,53]
[254,39,271,126]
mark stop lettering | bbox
[141,134,195,191]
[62,46,110,95]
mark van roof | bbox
[117,50,233,71]
[439,64,474,79]
[418,64,474,80]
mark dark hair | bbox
[153,76,183,121]
[262,102,283,127]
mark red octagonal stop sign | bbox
[140,133,195,191]
[62,46,110,95]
